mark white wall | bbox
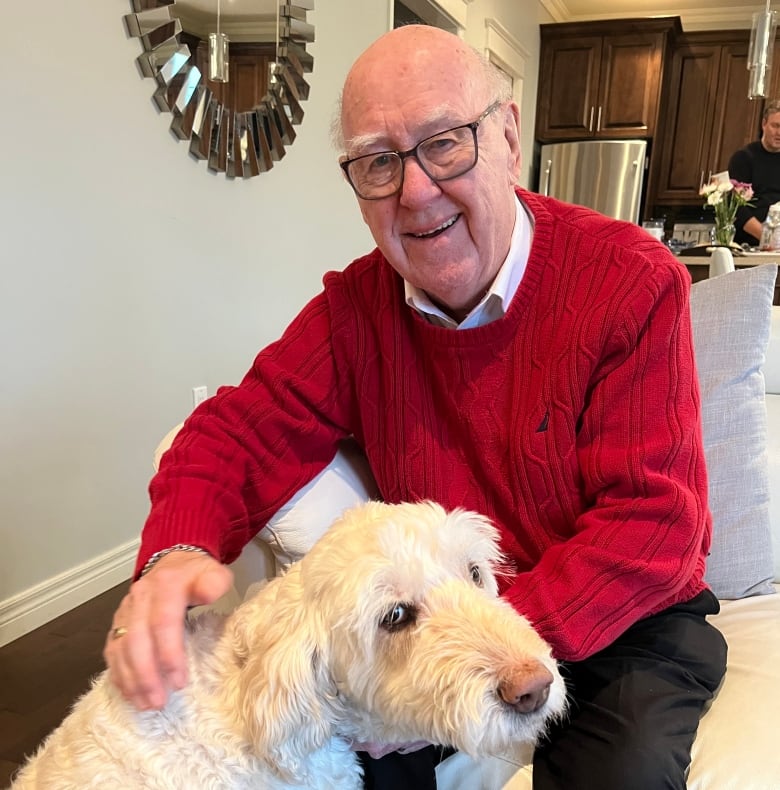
[0,0,547,645]
[459,0,553,187]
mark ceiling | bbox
[543,0,770,32]
[171,0,767,35]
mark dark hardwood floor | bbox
[0,581,129,787]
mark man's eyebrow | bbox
[344,107,460,157]
[345,131,392,156]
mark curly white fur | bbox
[11,501,566,789]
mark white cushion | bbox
[153,423,183,472]
[690,264,777,598]
[765,393,780,582]
[687,584,780,790]
[436,749,530,789]
[763,306,780,394]
[254,437,379,571]
[228,445,377,594]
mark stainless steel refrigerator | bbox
[537,139,648,224]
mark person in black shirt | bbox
[728,101,780,245]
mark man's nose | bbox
[398,156,441,206]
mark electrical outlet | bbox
[192,385,208,409]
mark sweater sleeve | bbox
[502,255,710,661]
[134,291,353,578]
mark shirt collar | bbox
[404,195,532,329]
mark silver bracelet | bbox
[140,544,211,577]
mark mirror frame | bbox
[125,0,314,178]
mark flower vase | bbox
[709,246,735,277]
[711,223,736,247]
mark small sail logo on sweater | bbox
[536,411,549,432]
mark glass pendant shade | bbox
[209,31,229,83]
[748,7,778,99]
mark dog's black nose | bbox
[498,663,553,713]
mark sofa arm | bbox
[152,427,378,596]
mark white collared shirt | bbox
[404,196,532,329]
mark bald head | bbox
[336,25,510,153]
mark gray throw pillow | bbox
[690,263,778,598]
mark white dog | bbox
[11,501,566,789]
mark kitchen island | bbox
[678,252,780,304]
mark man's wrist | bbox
[140,544,212,577]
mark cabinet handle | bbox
[589,106,594,132]
[596,106,602,132]
[542,158,552,196]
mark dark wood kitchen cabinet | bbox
[649,31,763,208]
[535,18,680,142]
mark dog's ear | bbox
[229,566,340,780]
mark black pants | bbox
[357,590,727,790]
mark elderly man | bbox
[728,100,780,245]
[105,25,726,790]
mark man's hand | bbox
[743,216,763,244]
[104,551,233,710]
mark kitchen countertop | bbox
[673,250,780,303]
[676,251,780,266]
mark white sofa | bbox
[156,265,780,788]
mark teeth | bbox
[412,215,457,238]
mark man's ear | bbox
[503,101,522,183]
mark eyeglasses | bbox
[340,102,502,200]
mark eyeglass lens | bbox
[347,125,478,200]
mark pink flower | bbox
[700,178,755,235]
[734,181,754,201]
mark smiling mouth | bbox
[408,214,459,239]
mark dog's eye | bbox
[380,603,415,631]
[470,564,483,587]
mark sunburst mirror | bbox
[125,0,314,178]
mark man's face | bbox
[762,111,780,152]
[340,41,521,321]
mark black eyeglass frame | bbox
[340,101,503,201]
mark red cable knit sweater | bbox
[139,188,710,661]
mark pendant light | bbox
[208,0,229,83]
[268,0,280,90]
[748,0,778,99]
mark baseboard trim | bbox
[0,539,139,648]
